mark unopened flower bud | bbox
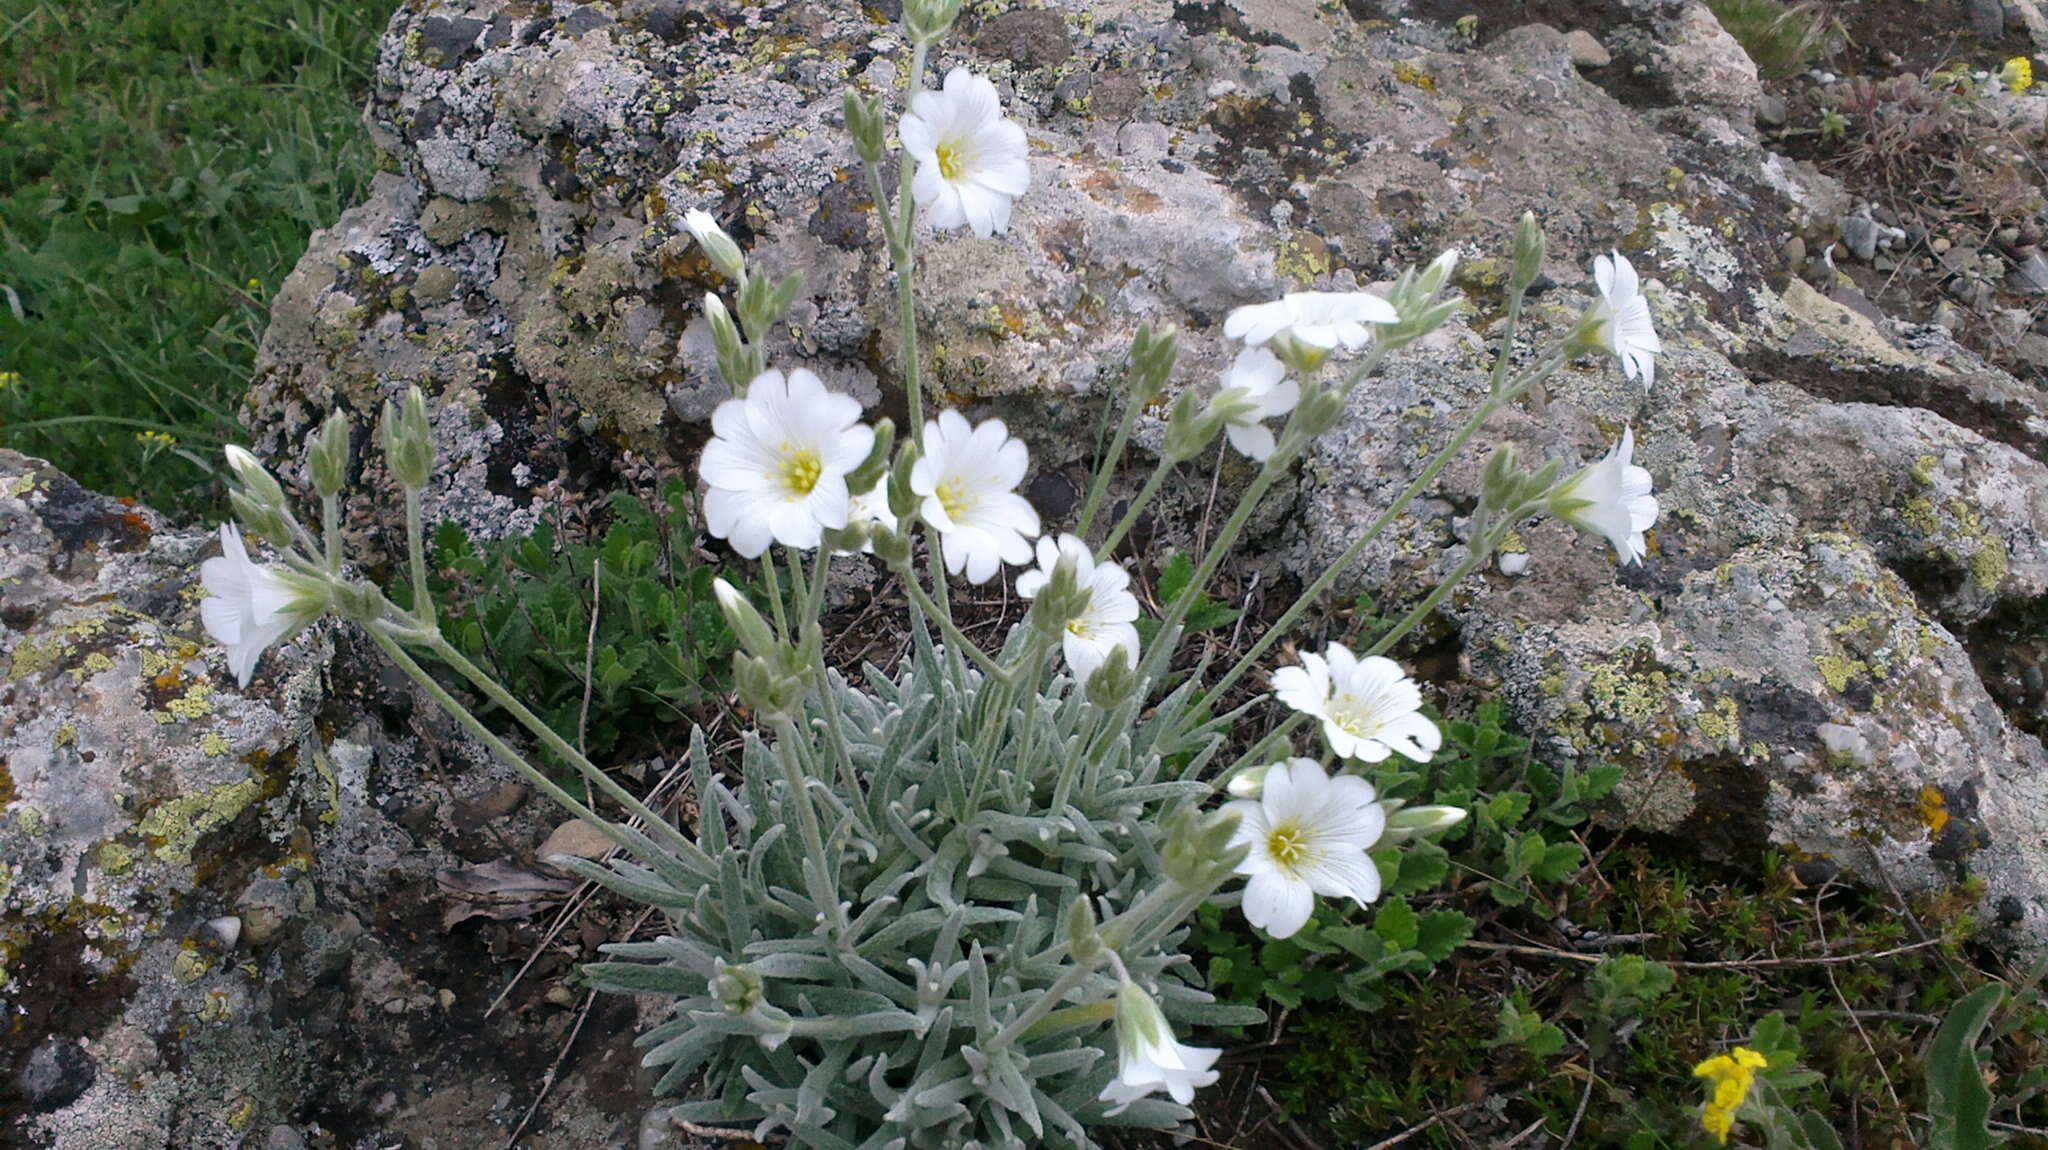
[1084,644,1137,708]
[229,489,292,548]
[1030,556,1089,640]
[379,387,434,491]
[735,271,805,345]
[868,523,912,568]
[1417,249,1459,300]
[1479,443,1523,513]
[845,418,895,495]
[843,90,887,165]
[1225,765,1269,799]
[1126,323,1178,404]
[886,442,921,522]
[328,579,385,625]
[1268,332,1330,377]
[1163,390,1223,462]
[1512,210,1545,293]
[307,410,351,499]
[1377,804,1469,845]
[1066,897,1102,962]
[734,651,806,719]
[712,959,767,1013]
[904,0,962,44]
[224,445,285,510]
[683,209,746,282]
[1292,385,1347,440]
[1161,807,1246,892]
[713,578,779,660]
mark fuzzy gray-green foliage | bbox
[565,620,1263,1149]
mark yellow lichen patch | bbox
[98,842,137,875]
[1391,60,1437,93]
[53,724,77,749]
[1695,697,1742,744]
[134,777,265,865]
[200,732,232,757]
[1275,233,1333,283]
[198,990,233,1024]
[163,679,215,722]
[173,946,212,983]
[1918,784,1950,837]
[69,651,116,682]
[1814,653,1868,692]
[8,636,65,680]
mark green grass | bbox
[0,0,402,515]
[1707,0,1823,80]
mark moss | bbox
[134,776,265,865]
[1814,653,1868,692]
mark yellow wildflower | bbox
[0,371,21,389]
[2002,57,2034,94]
[1693,1046,1767,1145]
[136,430,178,448]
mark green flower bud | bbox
[229,489,293,549]
[844,90,887,164]
[683,209,747,283]
[1479,443,1523,514]
[1126,322,1178,404]
[886,442,921,522]
[737,271,805,345]
[379,387,434,491]
[1161,807,1246,892]
[713,578,780,660]
[1512,210,1545,293]
[712,959,767,1013]
[307,410,352,499]
[845,417,894,495]
[869,523,912,568]
[1066,898,1102,962]
[1084,645,1137,709]
[1269,332,1330,376]
[328,579,385,625]
[1163,390,1222,462]
[734,651,806,720]
[223,445,286,511]
[904,0,961,44]
[1029,556,1088,640]
[1377,804,1469,845]
[1291,385,1348,440]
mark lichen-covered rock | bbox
[0,450,668,1148]
[247,0,2048,952]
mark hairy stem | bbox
[404,487,434,630]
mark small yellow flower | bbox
[1693,1046,1767,1145]
[136,430,178,448]
[2002,56,2034,94]
[0,371,21,390]
[246,277,263,291]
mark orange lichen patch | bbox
[1918,784,1950,837]
[1077,168,1161,213]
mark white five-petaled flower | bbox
[1587,251,1662,386]
[699,369,875,558]
[1552,427,1659,565]
[1215,347,1300,461]
[1225,758,1388,939]
[1098,977,1221,1114]
[900,68,1030,238]
[200,524,324,689]
[909,410,1041,583]
[1272,643,1442,764]
[1222,291,1399,352]
[1015,534,1141,680]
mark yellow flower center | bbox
[935,142,965,181]
[1331,699,1383,740]
[1265,822,1309,870]
[935,476,975,521]
[778,447,823,498]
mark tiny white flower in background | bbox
[900,68,1030,238]
[1587,251,1662,386]
[1273,642,1442,764]
[200,524,324,689]
[1015,534,1141,680]
[699,369,875,558]
[1098,977,1221,1114]
[1222,291,1399,352]
[1224,758,1389,939]
[831,488,900,556]
[1551,427,1659,565]
[910,410,1041,583]
[1215,347,1300,461]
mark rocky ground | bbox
[8,0,2048,1146]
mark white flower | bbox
[1015,534,1141,680]
[1587,252,1662,386]
[1215,347,1300,461]
[699,369,875,558]
[1098,977,1221,1114]
[1224,758,1388,938]
[909,410,1041,583]
[200,524,323,689]
[1222,291,1398,352]
[900,68,1030,238]
[1551,427,1659,565]
[1272,643,1442,764]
